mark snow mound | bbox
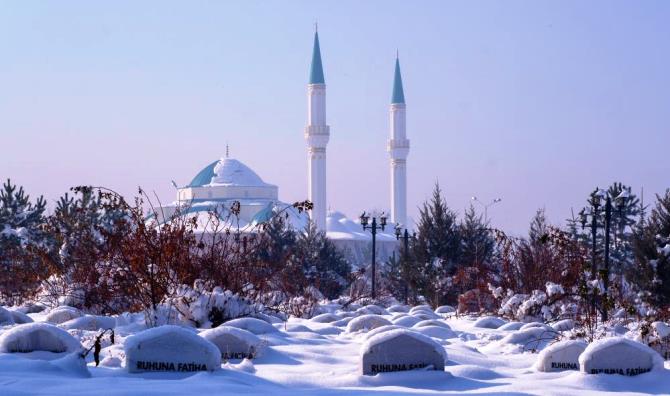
[387,304,410,313]
[356,305,388,315]
[346,315,392,333]
[413,320,452,330]
[364,325,407,340]
[414,325,456,340]
[224,317,279,335]
[51,352,91,378]
[331,317,354,327]
[124,325,221,373]
[551,319,575,332]
[412,312,440,320]
[519,322,552,331]
[392,316,423,328]
[498,322,524,331]
[473,316,506,329]
[0,323,82,353]
[498,327,557,349]
[45,306,82,324]
[579,337,664,376]
[652,321,670,339]
[0,306,15,326]
[435,305,455,314]
[409,305,433,315]
[200,325,261,360]
[310,313,339,323]
[534,340,587,372]
[9,310,33,324]
[59,315,116,331]
[360,328,447,375]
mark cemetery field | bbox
[0,306,669,396]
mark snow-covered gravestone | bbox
[0,307,15,326]
[534,340,587,372]
[0,323,81,353]
[361,329,446,375]
[125,325,221,373]
[223,317,279,335]
[579,337,664,376]
[45,306,82,325]
[200,326,261,360]
[473,316,506,329]
[346,315,392,333]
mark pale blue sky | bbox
[1,1,669,234]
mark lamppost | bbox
[579,188,606,318]
[471,196,502,222]
[394,224,414,304]
[360,211,387,300]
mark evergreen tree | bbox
[295,221,351,299]
[455,205,495,295]
[633,190,670,306]
[412,183,461,305]
[0,179,50,303]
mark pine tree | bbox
[455,205,495,295]
[295,221,351,299]
[633,190,670,306]
[0,179,50,304]
[412,183,461,305]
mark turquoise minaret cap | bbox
[391,56,405,104]
[309,31,325,84]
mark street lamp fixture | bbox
[360,211,387,300]
[394,223,414,304]
[471,196,502,222]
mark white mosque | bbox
[158,30,409,266]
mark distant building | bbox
[157,28,408,267]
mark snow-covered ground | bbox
[1,308,669,396]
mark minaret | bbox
[304,29,330,230]
[388,56,409,227]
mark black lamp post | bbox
[360,211,387,300]
[394,224,413,304]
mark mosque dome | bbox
[188,158,272,188]
[179,157,278,203]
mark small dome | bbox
[187,158,272,188]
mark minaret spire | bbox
[388,55,409,228]
[305,28,330,230]
[309,29,325,85]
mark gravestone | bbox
[388,304,410,313]
[579,337,663,376]
[0,323,81,353]
[9,310,33,324]
[498,322,524,331]
[125,325,221,373]
[346,315,392,333]
[392,316,423,328]
[0,307,15,326]
[361,329,446,375]
[473,316,506,329]
[223,317,279,335]
[45,306,82,325]
[534,340,587,372]
[413,320,452,330]
[310,313,339,323]
[435,305,455,315]
[60,315,116,331]
[200,326,261,360]
[550,319,575,332]
[414,325,456,340]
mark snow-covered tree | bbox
[412,183,461,305]
[0,179,50,304]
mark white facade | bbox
[388,102,409,227]
[305,83,330,230]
